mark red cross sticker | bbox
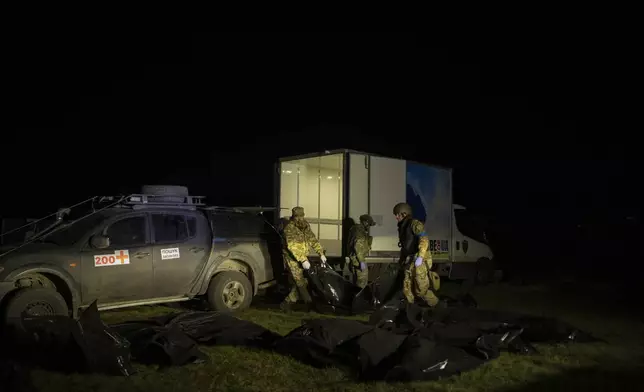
[116,250,129,264]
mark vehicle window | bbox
[187,216,197,237]
[454,209,487,244]
[36,213,106,246]
[214,213,264,237]
[106,216,147,247]
[152,214,197,243]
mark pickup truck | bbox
[0,186,281,326]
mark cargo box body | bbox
[276,150,493,278]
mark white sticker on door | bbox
[94,250,130,267]
[160,247,180,260]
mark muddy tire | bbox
[207,271,253,312]
[475,257,496,285]
[3,288,69,330]
[15,273,55,289]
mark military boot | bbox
[279,301,293,313]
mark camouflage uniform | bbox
[281,207,324,305]
[348,215,375,289]
[399,216,440,307]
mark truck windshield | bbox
[454,209,488,244]
[37,214,106,246]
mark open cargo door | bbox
[278,153,344,257]
[348,154,406,260]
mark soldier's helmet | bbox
[392,202,412,216]
[359,214,376,226]
[291,206,305,218]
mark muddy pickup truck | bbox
[0,186,282,326]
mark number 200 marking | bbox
[95,255,116,265]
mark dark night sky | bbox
[2,31,640,274]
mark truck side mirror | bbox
[90,234,110,249]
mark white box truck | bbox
[275,150,497,282]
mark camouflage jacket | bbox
[282,218,324,262]
[348,224,372,263]
[411,218,429,259]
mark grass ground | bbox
[31,282,644,392]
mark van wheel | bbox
[476,258,496,285]
[207,271,253,312]
[3,288,69,331]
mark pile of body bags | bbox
[0,264,599,389]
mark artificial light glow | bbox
[327,176,333,179]
[285,170,292,174]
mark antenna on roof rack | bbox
[0,196,97,239]
[0,195,131,258]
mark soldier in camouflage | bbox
[393,202,440,307]
[348,214,375,289]
[280,206,327,311]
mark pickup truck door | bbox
[80,213,154,305]
[150,211,211,297]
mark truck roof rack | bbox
[123,194,206,210]
[1,190,214,256]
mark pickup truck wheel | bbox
[207,271,253,312]
[3,288,69,329]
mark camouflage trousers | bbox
[283,252,309,304]
[349,255,369,289]
[402,257,439,307]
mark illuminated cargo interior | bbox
[279,154,343,256]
